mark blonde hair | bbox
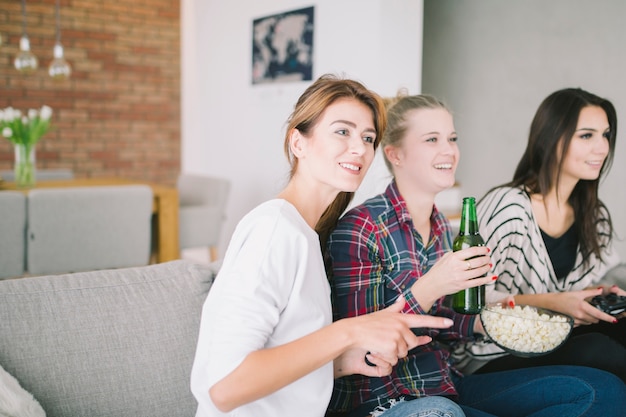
[382,91,450,172]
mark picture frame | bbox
[252,6,314,85]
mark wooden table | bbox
[0,178,180,263]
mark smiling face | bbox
[385,107,458,197]
[559,105,610,186]
[290,97,377,196]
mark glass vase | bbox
[14,143,36,188]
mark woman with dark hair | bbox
[473,87,626,381]
[190,74,461,417]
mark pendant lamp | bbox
[48,0,71,80]
[14,0,38,73]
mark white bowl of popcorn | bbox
[480,304,573,357]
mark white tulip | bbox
[0,106,53,147]
[4,107,16,121]
[40,105,52,120]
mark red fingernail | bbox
[613,319,619,324]
[508,300,515,308]
[598,287,603,290]
[489,263,493,268]
[487,247,491,253]
[492,275,498,281]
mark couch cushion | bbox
[0,260,213,417]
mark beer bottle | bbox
[452,196,486,314]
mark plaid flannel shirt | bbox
[327,180,476,412]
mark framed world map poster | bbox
[252,6,314,84]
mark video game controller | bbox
[589,293,626,316]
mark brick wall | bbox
[0,0,180,185]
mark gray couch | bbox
[0,260,216,417]
[1,257,623,417]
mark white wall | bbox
[422,0,626,260]
[182,0,424,259]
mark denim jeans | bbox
[346,365,625,417]
[351,395,464,417]
[453,365,626,417]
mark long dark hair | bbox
[282,74,387,251]
[503,88,616,265]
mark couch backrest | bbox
[0,260,214,417]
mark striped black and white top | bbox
[477,186,620,303]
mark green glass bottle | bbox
[452,196,486,314]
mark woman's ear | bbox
[384,145,400,166]
[290,129,306,158]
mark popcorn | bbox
[481,305,572,354]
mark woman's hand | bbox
[540,288,616,326]
[474,296,516,336]
[334,349,394,378]
[411,246,495,309]
[591,284,626,320]
[334,297,453,378]
[606,284,626,297]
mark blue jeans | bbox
[353,396,464,417]
[453,365,626,417]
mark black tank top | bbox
[541,224,578,280]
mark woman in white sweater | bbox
[475,87,626,381]
[190,74,460,417]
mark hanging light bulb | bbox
[49,44,71,80]
[14,0,38,73]
[15,36,38,73]
[49,0,71,80]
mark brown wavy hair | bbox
[282,74,387,252]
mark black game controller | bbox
[589,293,626,316]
